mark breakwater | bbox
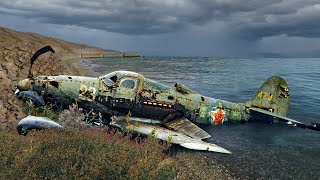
[80,52,140,58]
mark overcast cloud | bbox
[0,0,320,56]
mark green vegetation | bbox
[23,101,58,120]
[125,110,132,124]
[0,129,177,179]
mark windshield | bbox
[100,72,118,86]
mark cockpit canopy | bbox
[99,71,171,92]
[99,71,142,87]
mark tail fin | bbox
[247,76,320,131]
[248,76,290,116]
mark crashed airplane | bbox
[15,46,320,154]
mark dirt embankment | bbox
[0,27,121,129]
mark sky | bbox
[1,0,320,57]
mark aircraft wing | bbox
[165,118,211,139]
[110,116,231,154]
[249,107,320,131]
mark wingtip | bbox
[218,148,232,154]
[180,142,232,154]
[207,145,232,154]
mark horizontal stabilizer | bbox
[250,108,320,131]
[111,116,231,154]
[165,118,211,139]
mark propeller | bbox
[28,46,55,78]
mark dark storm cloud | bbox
[0,0,319,38]
[231,1,320,39]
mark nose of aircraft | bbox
[17,78,33,91]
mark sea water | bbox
[79,57,320,179]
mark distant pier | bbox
[79,52,141,58]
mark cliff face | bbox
[0,27,113,129]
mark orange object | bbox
[211,108,225,124]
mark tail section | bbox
[248,76,290,116]
[247,76,320,131]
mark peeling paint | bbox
[17,72,292,130]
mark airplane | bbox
[15,46,320,154]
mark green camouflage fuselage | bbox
[18,71,289,125]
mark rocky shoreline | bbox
[0,27,130,129]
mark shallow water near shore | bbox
[79,57,320,179]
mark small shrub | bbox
[149,128,158,139]
[125,111,131,124]
[23,101,58,120]
[57,103,87,129]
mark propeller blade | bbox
[28,46,55,78]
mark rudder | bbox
[247,76,290,117]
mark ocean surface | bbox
[79,57,320,180]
